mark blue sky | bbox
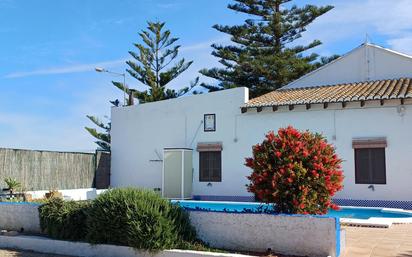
[1,0,412,152]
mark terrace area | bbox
[342,224,412,257]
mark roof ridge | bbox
[366,43,412,60]
[282,43,412,90]
[282,43,366,89]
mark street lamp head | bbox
[95,67,127,106]
[95,67,106,73]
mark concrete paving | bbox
[0,249,73,257]
[343,224,412,257]
[1,224,412,257]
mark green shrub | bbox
[38,198,90,241]
[86,188,196,251]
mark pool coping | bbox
[174,201,412,228]
[340,207,412,228]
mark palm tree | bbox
[4,177,21,197]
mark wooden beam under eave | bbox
[257,107,263,113]
[272,106,278,112]
[380,99,384,106]
[323,102,328,109]
[289,105,294,111]
[306,104,311,110]
[401,98,405,105]
[342,102,347,108]
[360,100,365,107]
[241,107,247,113]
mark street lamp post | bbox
[95,67,128,106]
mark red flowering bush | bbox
[245,126,344,214]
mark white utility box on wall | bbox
[162,148,193,199]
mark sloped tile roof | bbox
[244,78,412,108]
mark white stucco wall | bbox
[0,203,41,233]
[237,100,412,201]
[189,211,341,257]
[27,188,106,201]
[111,87,412,202]
[284,44,412,89]
[111,87,249,197]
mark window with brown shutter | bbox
[199,151,221,182]
[353,138,386,184]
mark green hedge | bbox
[38,188,198,251]
[86,188,196,250]
[38,198,90,241]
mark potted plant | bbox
[4,177,21,197]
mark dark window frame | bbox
[199,151,221,182]
[354,147,386,184]
[204,114,216,132]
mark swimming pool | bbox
[173,200,412,220]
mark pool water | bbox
[173,200,412,220]
[327,208,411,219]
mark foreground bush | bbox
[86,188,197,251]
[39,198,90,241]
[245,126,344,214]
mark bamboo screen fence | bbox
[0,148,99,190]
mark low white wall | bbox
[0,203,342,257]
[0,235,253,257]
[0,189,107,233]
[0,203,40,233]
[27,188,107,201]
[189,211,342,257]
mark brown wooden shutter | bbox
[354,148,386,184]
[371,148,386,184]
[355,149,370,184]
[211,152,222,182]
[199,152,209,181]
[199,151,221,182]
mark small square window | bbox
[199,151,221,182]
[354,148,386,184]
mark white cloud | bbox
[387,35,412,55]
[4,58,128,78]
[3,36,229,79]
[299,0,412,55]
[181,36,229,52]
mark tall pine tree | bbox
[86,21,199,151]
[200,0,337,98]
[85,116,111,151]
[85,100,119,151]
[113,21,198,103]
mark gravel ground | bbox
[0,248,297,257]
[0,249,74,257]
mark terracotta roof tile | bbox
[244,78,412,108]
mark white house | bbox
[111,43,412,209]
